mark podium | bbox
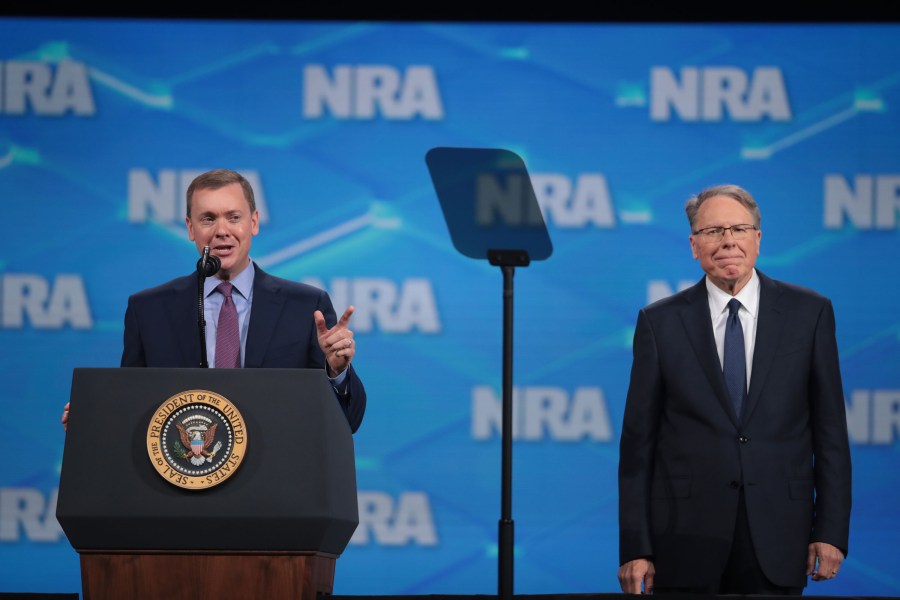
[57,368,359,600]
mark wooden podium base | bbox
[79,551,337,600]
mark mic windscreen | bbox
[197,254,221,277]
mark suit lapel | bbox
[244,264,286,368]
[743,271,787,423]
[678,278,739,425]
[170,274,201,367]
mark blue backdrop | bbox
[0,18,898,596]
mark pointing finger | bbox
[337,305,355,329]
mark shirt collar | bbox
[204,259,255,299]
[705,268,760,318]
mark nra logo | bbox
[1,274,92,329]
[303,277,440,334]
[303,65,444,120]
[0,60,95,116]
[846,390,900,445]
[471,386,613,442]
[477,172,617,229]
[650,66,791,122]
[350,491,438,546]
[824,174,900,229]
[0,488,63,542]
[127,169,270,224]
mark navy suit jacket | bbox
[121,263,366,432]
[618,270,851,588]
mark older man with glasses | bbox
[617,184,851,596]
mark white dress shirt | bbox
[706,268,760,390]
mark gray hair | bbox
[685,184,761,230]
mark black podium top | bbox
[57,368,358,554]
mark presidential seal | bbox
[146,390,248,490]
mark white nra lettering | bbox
[475,172,616,229]
[127,168,270,224]
[303,65,444,120]
[532,173,616,227]
[476,173,544,227]
[650,66,791,122]
[471,386,613,441]
[1,274,92,329]
[303,277,440,333]
[845,389,900,445]
[0,487,63,542]
[0,60,95,116]
[824,174,900,229]
[646,279,695,304]
[350,491,438,546]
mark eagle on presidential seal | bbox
[175,422,222,466]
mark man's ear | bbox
[185,216,195,241]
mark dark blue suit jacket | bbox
[120,262,366,432]
[618,270,851,588]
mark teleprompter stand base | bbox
[79,551,337,600]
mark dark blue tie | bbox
[724,298,746,420]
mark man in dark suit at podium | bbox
[617,184,851,595]
[64,168,365,432]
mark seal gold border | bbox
[146,389,248,490]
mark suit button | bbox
[739,436,750,444]
[730,481,740,489]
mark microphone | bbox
[196,246,220,368]
[197,246,221,278]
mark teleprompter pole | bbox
[488,249,530,600]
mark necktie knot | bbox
[727,297,741,317]
[216,281,233,298]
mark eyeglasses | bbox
[692,224,758,243]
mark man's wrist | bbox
[328,364,350,391]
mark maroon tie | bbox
[215,282,241,368]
